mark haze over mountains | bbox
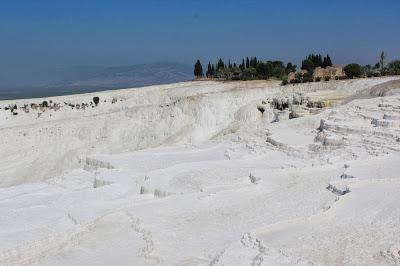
[0,62,192,100]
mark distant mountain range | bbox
[0,62,193,100]
[64,61,193,89]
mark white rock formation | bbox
[1,77,400,265]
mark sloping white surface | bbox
[1,78,400,265]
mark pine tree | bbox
[194,60,203,78]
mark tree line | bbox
[194,57,296,80]
[194,51,400,84]
[301,54,332,72]
[343,52,400,78]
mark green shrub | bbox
[324,76,331,81]
[301,58,315,72]
[344,63,362,79]
[295,73,303,82]
[302,72,313,83]
[315,77,321,82]
[373,72,381,77]
[388,60,400,75]
[93,97,100,106]
[303,76,313,82]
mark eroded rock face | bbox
[307,100,327,109]
[259,92,326,122]
[1,78,398,187]
[274,110,290,122]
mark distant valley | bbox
[0,62,192,100]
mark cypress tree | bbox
[322,55,333,68]
[217,58,225,69]
[246,57,250,68]
[242,59,245,69]
[194,60,203,78]
[317,54,322,67]
[250,57,258,68]
[322,57,327,68]
[301,59,314,72]
[207,61,212,77]
[380,51,386,71]
[326,55,332,67]
[304,53,324,69]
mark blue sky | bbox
[0,0,399,86]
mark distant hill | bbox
[0,62,193,100]
[65,61,193,89]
